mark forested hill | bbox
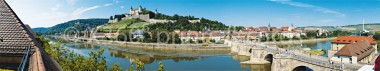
[143,10,230,31]
[32,27,48,34]
[34,19,108,35]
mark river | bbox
[277,40,333,57]
[53,38,271,71]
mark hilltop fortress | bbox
[108,6,200,24]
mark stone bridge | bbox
[226,40,362,71]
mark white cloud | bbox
[51,4,61,11]
[113,0,120,3]
[120,6,124,9]
[6,0,116,28]
[270,0,346,17]
[67,0,78,5]
[71,6,100,18]
[104,4,112,7]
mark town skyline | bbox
[1,0,379,70]
[6,0,380,28]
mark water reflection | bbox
[232,55,271,71]
[67,43,231,57]
[46,36,271,71]
[108,48,201,64]
[63,42,271,71]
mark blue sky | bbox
[5,0,380,28]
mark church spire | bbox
[291,23,294,27]
[362,19,369,32]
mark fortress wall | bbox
[122,15,151,22]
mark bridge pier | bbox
[229,41,251,56]
[241,48,272,64]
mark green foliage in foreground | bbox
[158,61,164,71]
[41,36,111,71]
[40,36,165,71]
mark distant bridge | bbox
[226,40,363,71]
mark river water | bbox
[58,40,271,71]
[277,40,333,57]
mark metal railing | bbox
[17,45,31,71]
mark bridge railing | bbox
[238,42,363,70]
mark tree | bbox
[158,61,164,71]
[127,65,134,71]
[41,37,122,71]
[306,31,318,38]
[110,16,114,20]
[374,32,380,40]
[109,64,122,71]
[136,59,145,71]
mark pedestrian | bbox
[309,54,311,57]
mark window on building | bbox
[349,58,352,63]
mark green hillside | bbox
[97,18,151,33]
[32,27,48,34]
[342,23,380,31]
[34,19,108,35]
[299,23,380,32]
[298,26,339,31]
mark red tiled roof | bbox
[271,29,281,33]
[232,32,258,36]
[334,40,375,60]
[280,26,289,31]
[0,0,41,54]
[179,31,223,37]
[332,36,377,45]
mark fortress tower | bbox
[130,5,144,15]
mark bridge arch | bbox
[292,66,313,71]
[264,54,273,63]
